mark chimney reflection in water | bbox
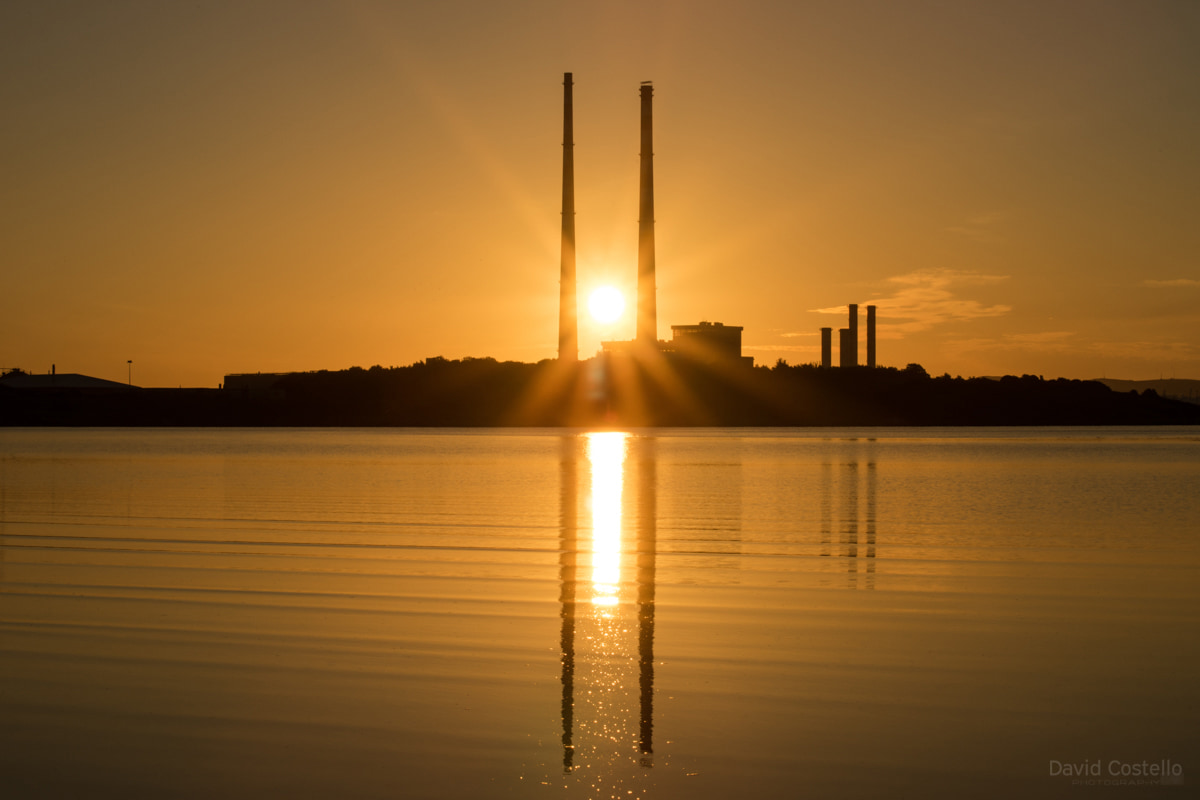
[558,432,656,778]
[818,448,877,590]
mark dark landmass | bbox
[3,357,1199,427]
[1093,378,1200,405]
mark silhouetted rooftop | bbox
[0,372,134,390]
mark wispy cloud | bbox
[1078,340,1200,362]
[813,270,1012,335]
[948,331,1077,355]
[1143,278,1200,288]
[744,344,819,353]
[780,331,818,338]
[948,333,1200,364]
[946,211,1007,243]
[1004,331,1077,346]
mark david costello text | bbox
[1049,759,1184,786]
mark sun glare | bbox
[588,286,625,324]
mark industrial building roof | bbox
[0,372,135,390]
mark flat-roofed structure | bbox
[0,370,133,390]
[667,321,751,365]
[224,372,291,400]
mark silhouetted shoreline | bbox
[3,358,1198,427]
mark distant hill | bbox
[1094,379,1200,405]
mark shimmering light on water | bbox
[572,430,651,797]
[588,432,627,607]
[0,427,1197,799]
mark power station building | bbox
[562,76,749,366]
[822,304,878,368]
[666,322,752,366]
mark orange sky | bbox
[3,1,1198,387]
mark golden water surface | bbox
[1,427,1197,798]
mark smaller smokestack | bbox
[839,328,852,368]
[820,328,832,368]
[866,305,876,368]
[848,304,858,367]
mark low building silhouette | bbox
[0,370,133,390]
[667,322,752,366]
[224,372,290,400]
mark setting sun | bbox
[587,286,625,324]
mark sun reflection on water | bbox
[548,431,656,794]
[588,432,627,609]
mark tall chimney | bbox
[636,82,657,345]
[848,304,859,367]
[820,328,832,368]
[558,73,578,361]
[839,329,852,368]
[866,305,876,368]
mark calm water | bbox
[1,427,1197,799]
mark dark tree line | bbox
[3,357,1198,427]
